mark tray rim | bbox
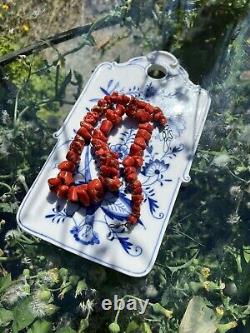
[16,50,211,277]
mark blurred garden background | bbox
[0,0,249,332]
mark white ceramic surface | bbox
[17,51,211,277]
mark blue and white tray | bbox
[17,51,211,277]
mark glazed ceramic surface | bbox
[17,51,211,277]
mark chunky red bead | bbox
[128,214,138,225]
[134,137,147,149]
[136,129,151,142]
[100,165,119,177]
[70,140,84,154]
[48,177,61,191]
[139,123,154,133]
[135,109,152,123]
[91,139,108,150]
[115,104,126,116]
[58,171,74,186]
[104,177,122,192]
[100,119,113,136]
[122,156,135,167]
[58,160,75,172]
[92,129,108,142]
[126,173,137,183]
[77,126,92,141]
[124,166,137,175]
[105,109,122,125]
[101,157,119,168]
[66,150,80,164]
[97,99,107,107]
[57,185,69,199]
[80,121,93,132]
[68,186,78,202]
[130,143,143,156]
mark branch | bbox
[0,14,121,67]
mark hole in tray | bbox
[147,64,167,79]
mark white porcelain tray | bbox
[17,51,211,277]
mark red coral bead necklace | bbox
[48,92,167,228]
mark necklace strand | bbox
[48,92,167,227]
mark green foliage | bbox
[0,275,12,294]
[56,328,77,333]
[0,0,249,332]
[27,320,52,333]
[0,307,13,327]
[12,297,36,332]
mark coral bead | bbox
[80,121,93,132]
[126,173,137,182]
[48,177,61,191]
[91,139,108,150]
[136,129,151,142]
[134,137,147,149]
[101,157,119,168]
[77,185,90,206]
[68,186,78,202]
[128,214,137,225]
[92,129,108,142]
[115,104,126,116]
[130,143,143,156]
[100,120,113,136]
[104,177,122,191]
[58,160,75,171]
[100,165,119,177]
[97,99,107,107]
[58,171,74,186]
[105,109,122,125]
[139,123,154,133]
[135,109,151,123]
[70,140,84,154]
[77,126,92,141]
[66,150,80,164]
[57,185,69,199]
[122,156,135,167]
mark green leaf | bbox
[140,322,152,333]
[0,274,12,294]
[56,327,77,333]
[0,307,13,327]
[0,202,19,213]
[126,320,139,333]
[167,251,199,274]
[88,11,121,36]
[27,320,52,333]
[12,297,36,333]
[179,297,218,333]
[243,245,250,263]
[57,70,72,100]
[78,318,89,332]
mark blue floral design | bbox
[168,115,186,138]
[70,225,100,245]
[110,128,135,159]
[142,159,169,178]
[90,79,158,102]
[110,143,128,159]
[45,206,68,223]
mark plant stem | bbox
[0,182,12,192]
[0,255,21,262]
